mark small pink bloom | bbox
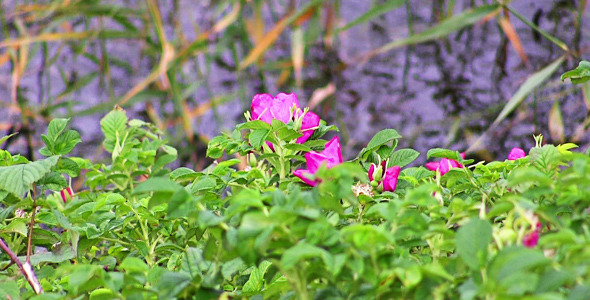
[523,230,539,248]
[250,93,320,144]
[508,147,526,160]
[294,136,343,186]
[425,153,465,176]
[369,161,401,192]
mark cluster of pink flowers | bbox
[250,93,401,192]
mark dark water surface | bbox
[1,0,589,165]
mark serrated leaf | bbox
[37,172,68,190]
[100,109,128,152]
[47,118,70,142]
[389,148,420,167]
[239,120,271,130]
[249,129,269,149]
[427,148,461,160]
[53,129,81,155]
[243,261,272,294]
[456,218,492,270]
[0,156,60,198]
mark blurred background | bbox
[0,0,588,169]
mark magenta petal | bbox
[382,166,401,192]
[294,169,317,186]
[523,231,539,248]
[323,136,343,164]
[270,102,292,123]
[60,190,67,203]
[439,158,451,176]
[460,152,466,159]
[296,111,320,144]
[368,164,375,181]
[508,147,526,160]
[276,93,300,110]
[251,94,274,123]
[449,159,463,169]
[425,162,440,171]
[305,152,328,174]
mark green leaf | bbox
[0,156,60,198]
[281,242,332,270]
[456,218,492,270]
[100,109,128,152]
[37,172,68,190]
[134,177,183,194]
[426,148,462,160]
[239,120,271,130]
[47,118,70,142]
[2,219,28,236]
[389,148,420,167]
[561,61,590,84]
[249,129,270,149]
[120,257,149,273]
[0,279,19,300]
[335,0,406,33]
[170,167,198,182]
[360,129,402,159]
[53,130,81,155]
[366,129,402,150]
[375,4,499,53]
[488,246,549,281]
[243,261,272,294]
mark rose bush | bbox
[0,92,589,299]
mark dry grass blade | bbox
[499,16,528,65]
[309,83,335,109]
[238,0,323,70]
[548,101,565,143]
[291,27,305,88]
[213,2,241,34]
[239,15,291,70]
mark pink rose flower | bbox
[369,161,401,192]
[294,136,343,186]
[508,147,526,160]
[251,93,320,144]
[425,153,465,176]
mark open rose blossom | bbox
[369,161,401,192]
[508,147,526,160]
[251,93,320,144]
[294,136,343,186]
[425,153,465,176]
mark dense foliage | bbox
[1,87,590,299]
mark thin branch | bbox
[0,237,43,294]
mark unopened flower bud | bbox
[372,164,383,182]
[248,153,257,167]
